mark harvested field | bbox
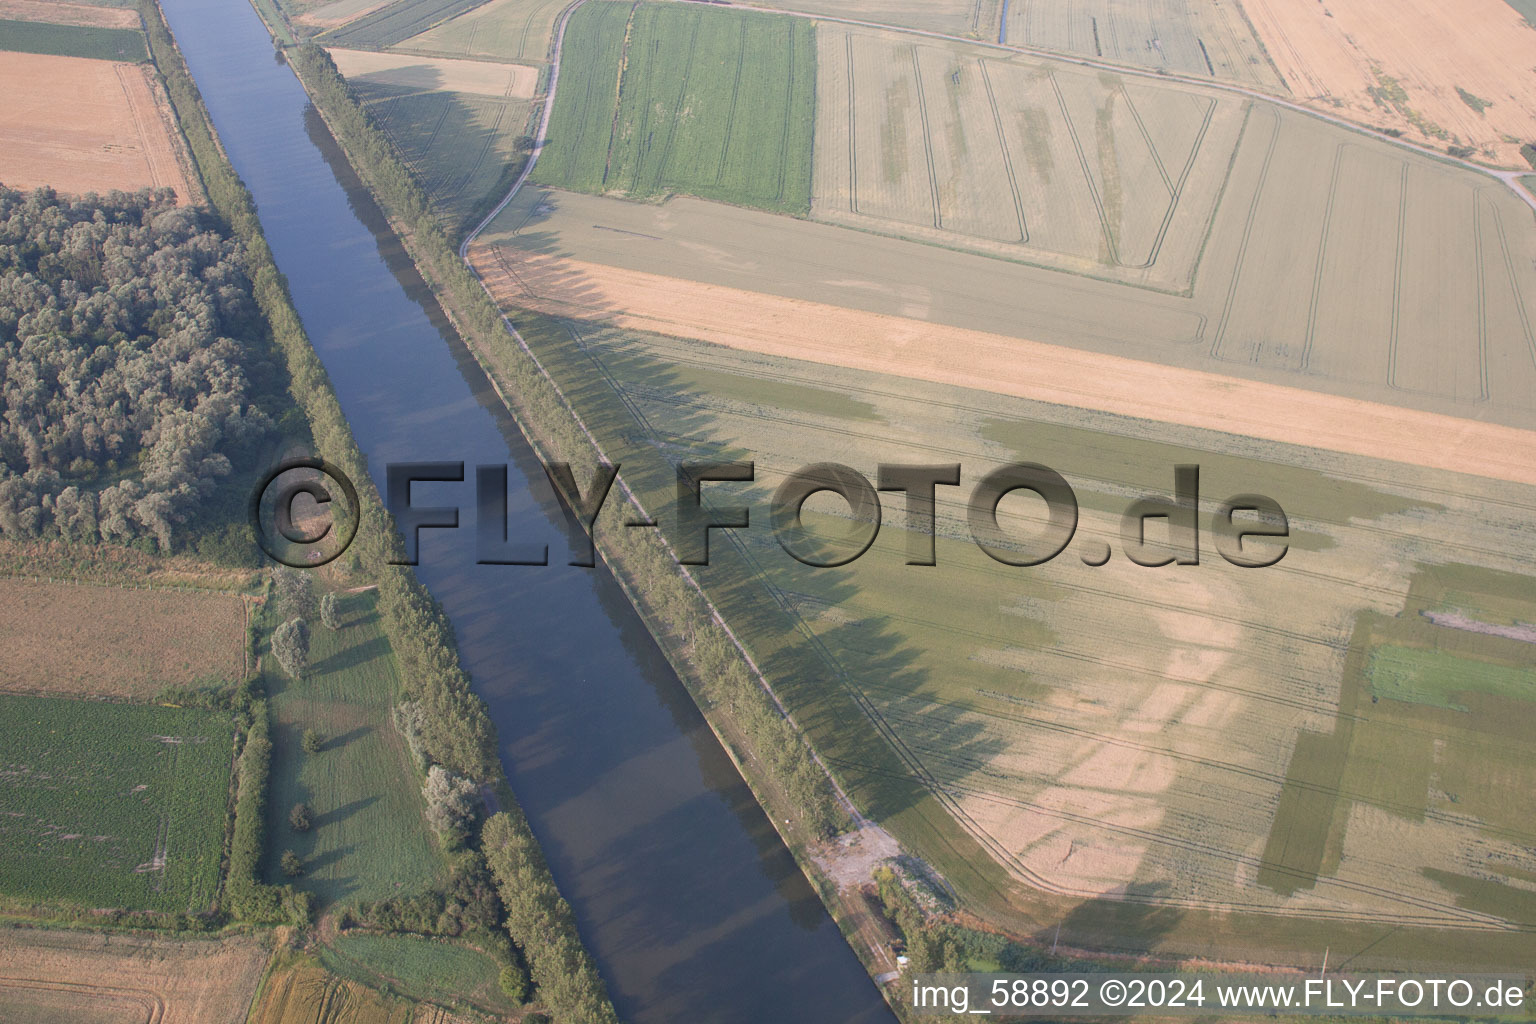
[1001,0,1284,89]
[327,47,536,97]
[1242,0,1536,166]
[812,26,1247,286]
[486,64,1536,426]
[296,0,393,30]
[488,300,1536,942]
[249,959,413,1024]
[756,0,1002,37]
[471,244,1536,487]
[0,0,138,28]
[0,578,246,699]
[0,52,197,201]
[0,929,268,1024]
[0,694,234,911]
[391,0,563,63]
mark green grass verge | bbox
[0,19,147,60]
[261,590,443,907]
[0,693,232,912]
[533,1,816,215]
[1368,643,1535,712]
[322,932,517,1012]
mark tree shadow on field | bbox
[1044,883,1188,960]
[308,634,391,676]
[315,795,380,830]
[321,724,372,752]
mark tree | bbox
[289,802,311,831]
[301,728,324,754]
[280,850,303,876]
[271,618,309,678]
[498,963,529,1003]
[422,765,479,843]
[320,592,340,630]
[272,566,316,620]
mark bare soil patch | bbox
[0,578,247,699]
[472,245,1536,487]
[1242,0,1536,166]
[0,52,198,202]
[0,0,139,28]
[0,928,268,1024]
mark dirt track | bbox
[1242,0,1536,166]
[0,53,197,202]
[473,245,1536,488]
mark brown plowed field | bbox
[0,929,268,1024]
[1242,0,1536,166]
[471,243,1536,487]
[0,52,197,202]
[0,578,247,698]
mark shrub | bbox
[289,802,311,831]
[301,728,324,754]
[280,849,304,876]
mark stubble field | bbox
[0,929,268,1024]
[327,47,537,96]
[0,0,139,28]
[0,51,196,201]
[1000,0,1284,89]
[487,305,1536,958]
[1241,0,1536,166]
[812,25,1247,286]
[391,0,564,64]
[0,579,247,699]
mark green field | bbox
[322,933,516,1012]
[261,590,442,906]
[532,1,816,214]
[349,79,531,230]
[1368,644,1535,711]
[0,19,147,61]
[0,694,232,912]
[321,0,489,49]
[392,0,564,63]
